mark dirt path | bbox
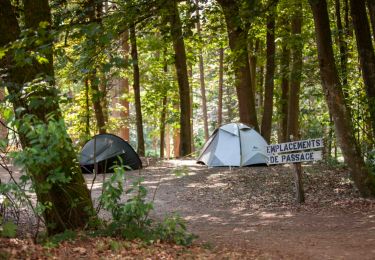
[85,160,375,259]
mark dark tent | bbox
[79,134,142,173]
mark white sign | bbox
[266,138,323,155]
[268,151,322,165]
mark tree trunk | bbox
[287,0,303,140]
[217,0,259,130]
[90,75,106,134]
[309,0,375,197]
[165,0,192,156]
[130,24,145,156]
[118,31,130,141]
[0,88,7,140]
[218,47,224,127]
[0,0,94,235]
[366,0,375,39]
[350,0,375,137]
[84,78,90,137]
[160,58,168,158]
[196,0,209,141]
[261,9,276,143]
[335,0,349,97]
[160,96,168,158]
[288,0,305,203]
[87,0,106,134]
[249,39,260,101]
[280,44,290,143]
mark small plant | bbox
[97,164,196,245]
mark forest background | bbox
[1,0,375,240]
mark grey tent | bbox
[79,134,142,173]
[197,123,268,166]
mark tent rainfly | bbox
[79,134,142,173]
[197,123,268,167]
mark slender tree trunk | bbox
[165,0,192,156]
[309,0,375,197]
[280,44,290,143]
[160,58,168,158]
[0,88,7,140]
[367,0,375,39]
[119,31,130,141]
[335,0,348,96]
[0,0,94,235]
[258,65,265,110]
[90,75,106,134]
[84,78,90,137]
[350,0,375,137]
[130,24,145,156]
[87,0,106,134]
[288,0,303,140]
[218,47,224,127]
[166,124,171,159]
[160,96,168,158]
[288,0,305,203]
[217,0,259,130]
[261,10,276,143]
[188,65,195,153]
[249,39,260,100]
[196,0,209,141]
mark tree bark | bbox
[87,0,106,134]
[350,0,375,138]
[196,0,209,141]
[261,10,276,143]
[160,57,169,158]
[217,0,259,130]
[309,0,375,197]
[288,0,303,140]
[280,44,290,143]
[130,24,145,156]
[0,0,94,234]
[366,0,375,39]
[0,88,7,140]
[90,75,106,134]
[335,0,348,91]
[288,0,305,203]
[84,78,90,137]
[218,47,224,127]
[118,31,130,141]
[165,0,192,156]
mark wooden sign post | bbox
[266,138,323,203]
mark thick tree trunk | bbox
[196,0,209,141]
[366,0,375,39]
[130,24,145,156]
[217,0,259,130]
[350,0,375,137]
[261,10,276,143]
[309,0,375,197]
[218,47,224,127]
[0,0,94,234]
[165,0,192,156]
[118,31,130,141]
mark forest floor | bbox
[88,159,375,259]
[1,159,375,259]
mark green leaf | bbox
[1,221,17,238]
